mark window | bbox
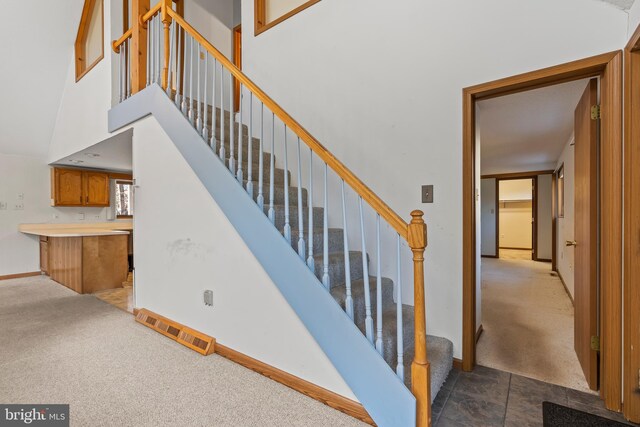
[557,165,565,218]
[254,0,321,35]
[75,0,104,81]
[115,181,134,218]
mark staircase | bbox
[198,106,454,398]
[111,2,453,425]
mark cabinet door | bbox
[53,168,83,206]
[83,172,110,206]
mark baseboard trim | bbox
[536,258,552,263]
[0,271,41,281]
[499,247,532,251]
[476,324,484,343]
[481,255,498,258]
[452,358,463,370]
[555,270,574,306]
[215,343,376,425]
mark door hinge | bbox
[591,105,601,120]
[591,335,601,352]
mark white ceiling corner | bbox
[597,0,635,10]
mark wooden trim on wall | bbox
[75,0,105,82]
[481,170,555,180]
[462,52,623,412]
[0,272,41,281]
[452,358,463,371]
[254,0,322,36]
[623,25,640,424]
[215,343,375,425]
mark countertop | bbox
[19,222,133,238]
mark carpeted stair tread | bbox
[265,204,324,230]
[289,228,344,254]
[311,251,366,287]
[330,276,395,315]
[401,335,454,403]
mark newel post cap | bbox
[408,210,427,249]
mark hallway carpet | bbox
[0,276,366,427]
[477,256,592,393]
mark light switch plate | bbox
[14,202,24,210]
[421,185,434,203]
[204,290,214,307]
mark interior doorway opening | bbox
[462,51,623,411]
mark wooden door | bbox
[83,172,110,206]
[574,78,599,390]
[53,168,83,206]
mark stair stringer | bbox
[108,85,416,427]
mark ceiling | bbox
[52,130,133,173]
[0,0,84,157]
[598,0,635,10]
[478,79,590,175]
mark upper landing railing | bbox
[113,1,431,425]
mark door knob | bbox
[566,240,577,247]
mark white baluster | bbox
[296,137,305,259]
[359,197,374,343]
[229,69,235,174]
[257,103,265,210]
[218,65,225,160]
[126,40,131,98]
[247,92,254,196]
[210,59,217,152]
[268,113,275,223]
[166,21,174,97]
[283,126,291,243]
[181,35,188,114]
[146,21,150,88]
[196,47,202,133]
[322,163,329,289]
[202,52,208,140]
[188,35,195,125]
[375,214,383,354]
[237,87,244,182]
[341,180,353,319]
[396,233,404,380]
[175,26,182,106]
[306,151,315,273]
[119,48,123,102]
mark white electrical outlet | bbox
[14,202,24,210]
[0,201,6,210]
[77,213,85,220]
[52,213,59,220]
[17,193,24,200]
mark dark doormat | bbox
[543,401,628,426]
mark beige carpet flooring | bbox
[477,255,594,394]
[0,276,366,427]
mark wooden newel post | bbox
[161,0,172,90]
[408,210,431,427]
[131,0,150,94]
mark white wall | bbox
[499,201,533,249]
[0,154,115,276]
[185,0,235,59]
[537,174,553,260]
[131,116,356,401]
[556,136,575,297]
[500,179,533,201]
[240,0,628,357]
[480,178,496,257]
[48,0,117,164]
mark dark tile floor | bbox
[432,366,639,426]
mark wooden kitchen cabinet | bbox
[51,167,110,207]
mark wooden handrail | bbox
[141,2,162,25]
[165,8,409,238]
[112,28,133,53]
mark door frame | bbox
[623,26,640,423]
[462,51,623,411]
[482,171,554,260]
